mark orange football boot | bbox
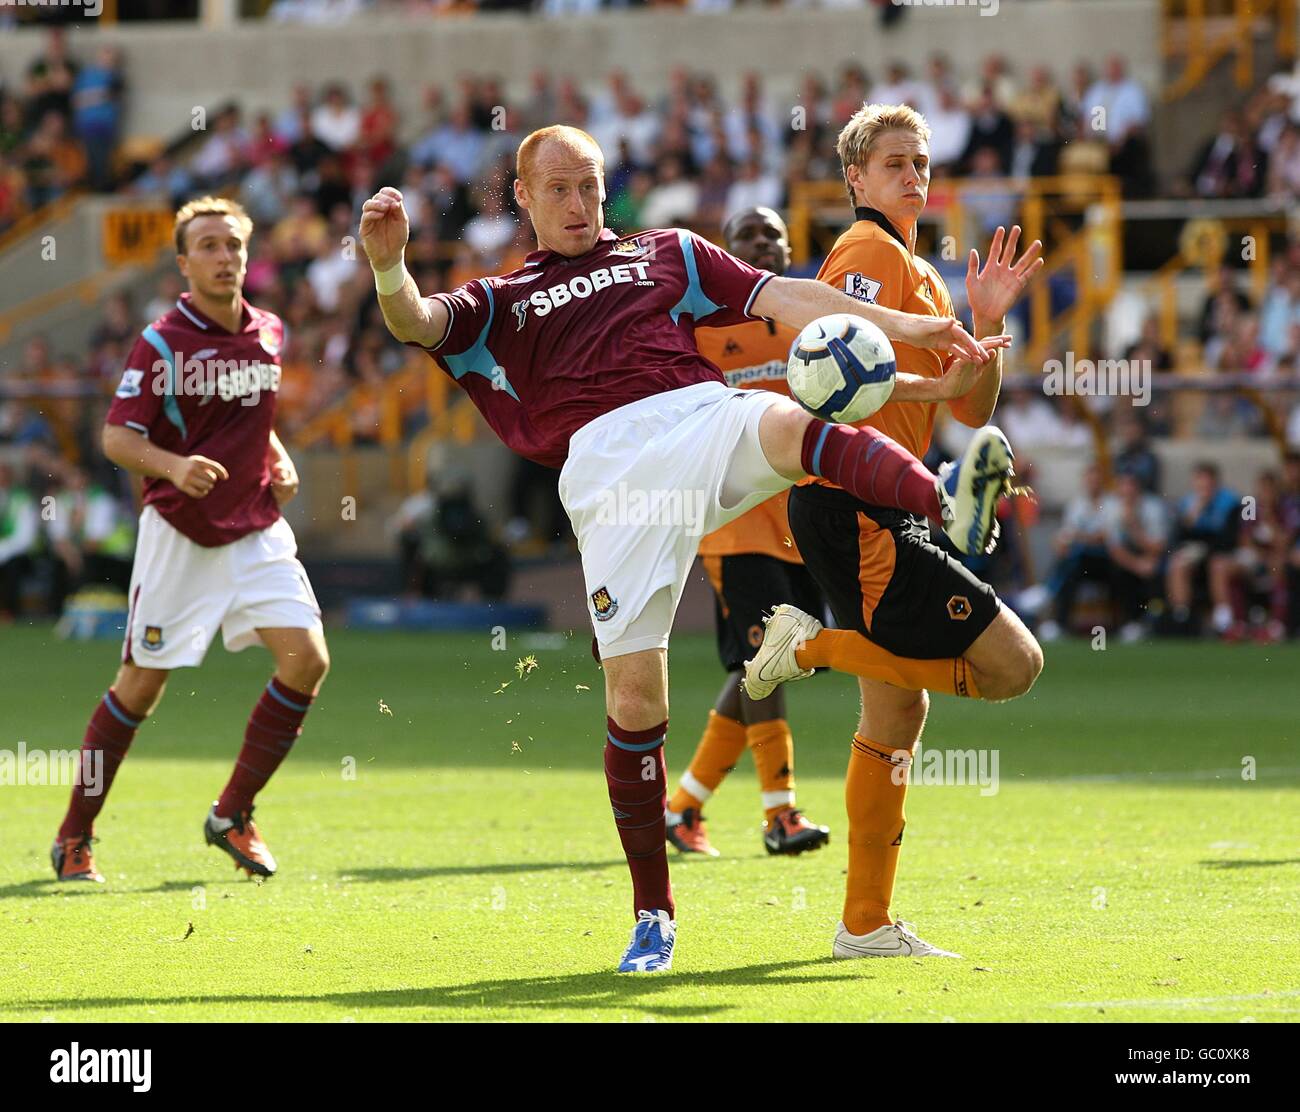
[666,808,720,857]
[204,805,278,877]
[51,834,105,883]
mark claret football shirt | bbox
[411,227,776,467]
[106,293,284,547]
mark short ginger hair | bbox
[516,125,605,184]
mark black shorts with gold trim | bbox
[787,483,998,660]
[700,553,827,673]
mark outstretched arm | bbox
[751,274,1009,367]
[359,187,450,348]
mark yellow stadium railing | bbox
[1162,0,1297,100]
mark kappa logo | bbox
[947,595,972,621]
[844,272,883,305]
[142,625,165,650]
[591,586,619,622]
[723,338,742,356]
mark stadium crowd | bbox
[4,29,1300,637]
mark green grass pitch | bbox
[1,625,1297,1022]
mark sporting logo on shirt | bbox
[844,273,883,304]
[516,262,654,323]
[115,369,144,398]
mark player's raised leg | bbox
[754,398,1015,559]
[204,625,329,878]
[602,637,676,973]
[52,662,169,883]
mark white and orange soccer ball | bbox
[786,313,896,424]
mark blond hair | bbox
[173,195,254,255]
[516,125,604,183]
[835,103,932,205]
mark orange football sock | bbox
[668,709,747,814]
[842,733,913,936]
[747,718,795,820]
[795,629,980,698]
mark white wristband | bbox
[373,261,408,297]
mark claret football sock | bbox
[801,419,943,522]
[794,629,980,698]
[843,733,913,936]
[216,676,314,818]
[747,718,796,820]
[606,716,674,918]
[668,709,747,816]
[58,688,144,840]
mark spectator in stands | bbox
[44,462,135,613]
[244,112,290,171]
[1009,117,1058,180]
[641,153,699,228]
[1190,109,1268,199]
[360,77,400,170]
[273,83,314,146]
[1034,463,1112,640]
[272,194,331,281]
[963,53,1017,112]
[0,150,28,233]
[1222,469,1290,640]
[961,84,1015,174]
[22,110,86,208]
[1081,54,1152,194]
[311,83,361,155]
[1102,470,1169,641]
[1113,410,1162,493]
[0,460,39,621]
[1198,265,1252,344]
[24,27,77,130]
[191,106,248,190]
[925,84,972,175]
[964,145,1019,234]
[412,101,484,185]
[1165,461,1242,635]
[143,273,183,324]
[70,45,123,191]
[724,152,782,222]
[1266,122,1300,198]
[241,149,300,226]
[1010,65,1063,135]
[872,61,925,113]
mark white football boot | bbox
[832,919,962,959]
[937,426,1015,556]
[742,604,823,701]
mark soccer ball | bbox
[786,313,896,424]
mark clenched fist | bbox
[359,187,410,274]
[169,455,228,499]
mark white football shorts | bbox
[122,505,323,670]
[560,380,791,658]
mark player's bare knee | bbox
[981,640,1042,701]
